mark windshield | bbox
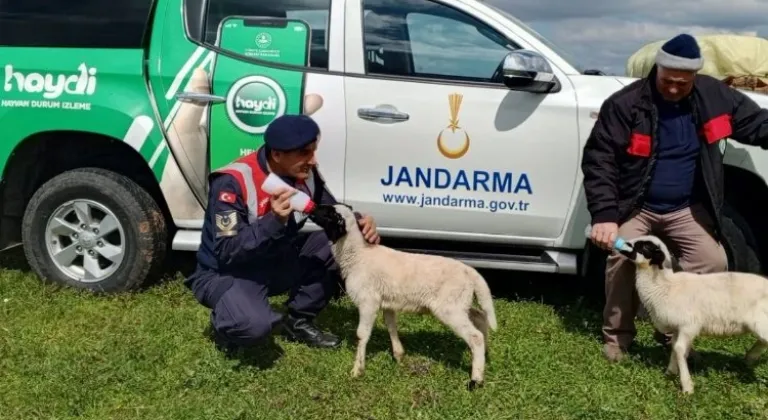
[481,1,586,74]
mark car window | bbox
[0,0,153,48]
[363,0,518,83]
[203,0,331,70]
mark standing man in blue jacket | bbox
[581,34,768,362]
[184,114,380,352]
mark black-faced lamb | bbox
[308,203,497,390]
[618,235,768,394]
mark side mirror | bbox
[501,50,557,94]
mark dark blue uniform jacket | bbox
[184,146,354,308]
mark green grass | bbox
[1,250,768,420]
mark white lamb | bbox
[307,203,497,390]
[618,235,768,394]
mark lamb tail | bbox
[471,269,497,331]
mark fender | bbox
[719,91,768,186]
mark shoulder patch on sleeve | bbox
[215,210,239,237]
[218,191,237,204]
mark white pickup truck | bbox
[1,0,767,292]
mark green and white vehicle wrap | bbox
[2,0,768,293]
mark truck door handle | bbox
[175,92,226,104]
[357,106,409,122]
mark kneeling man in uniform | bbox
[184,114,380,351]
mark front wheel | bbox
[21,168,168,293]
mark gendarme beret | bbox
[263,114,320,151]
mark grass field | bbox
[1,249,768,420]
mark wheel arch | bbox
[723,163,768,272]
[0,130,175,251]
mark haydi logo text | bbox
[4,63,98,99]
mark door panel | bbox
[147,0,348,214]
[146,0,213,221]
[343,0,579,240]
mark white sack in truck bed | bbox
[626,34,768,94]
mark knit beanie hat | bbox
[655,33,703,71]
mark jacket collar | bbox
[257,146,270,175]
[634,65,657,112]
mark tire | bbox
[21,168,168,293]
[720,202,762,274]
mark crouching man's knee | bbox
[212,300,284,347]
[213,314,280,347]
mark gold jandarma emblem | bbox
[215,211,238,237]
[437,93,470,159]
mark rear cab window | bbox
[0,0,154,48]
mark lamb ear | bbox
[667,252,683,272]
[650,249,667,268]
[324,219,346,243]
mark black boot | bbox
[280,314,341,349]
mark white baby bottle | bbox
[261,173,316,213]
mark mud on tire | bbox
[21,168,168,293]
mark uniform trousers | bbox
[193,230,341,347]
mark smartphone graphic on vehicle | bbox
[208,16,310,169]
